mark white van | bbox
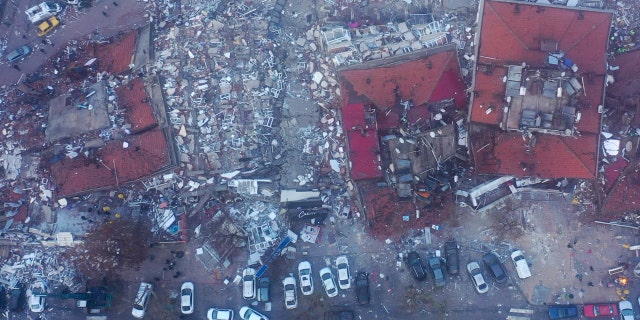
[242,268,256,299]
[131,282,153,318]
[510,250,532,279]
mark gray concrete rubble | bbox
[0,0,637,317]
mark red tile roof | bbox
[607,50,640,98]
[340,49,466,109]
[346,130,382,180]
[470,0,612,179]
[477,1,611,73]
[472,130,597,179]
[601,160,640,217]
[342,104,382,180]
[117,78,158,133]
[94,30,137,74]
[342,103,369,130]
[51,129,170,196]
[375,107,401,130]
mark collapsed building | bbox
[337,44,468,238]
[463,0,613,211]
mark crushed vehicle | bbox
[25,2,62,24]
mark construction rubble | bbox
[0,0,638,315]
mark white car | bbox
[336,256,351,289]
[242,268,257,299]
[131,282,153,318]
[207,308,234,320]
[298,261,314,295]
[510,250,532,279]
[283,276,298,309]
[319,267,338,297]
[620,300,634,320]
[239,306,269,320]
[180,282,194,314]
[466,262,488,294]
[27,280,47,313]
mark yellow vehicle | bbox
[36,16,59,37]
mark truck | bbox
[25,2,62,24]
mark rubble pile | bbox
[0,241,82,294]
[608,0,639,54]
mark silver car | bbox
[298,261,314,295]
[319,267,338,298]
[467,262,488,294]
[6,46,31,63]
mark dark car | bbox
[407,251,427,281]
[257,277,270,302]
[548,305,579,319]
[0,286,6,311]
[444,240,460,275]
[8,283,26,312]
[482,252,508,283]
[428,257,446,287]
[6,46,31,63]
[355,272,370,305]
[324,310,355,320]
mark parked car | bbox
[131,282,153,318]
[36,16,59,37]
[466,261,488,294]
[444,240,460,275]
[548,304,578,319]
[257,277,270,302]
[619,300,634,320]
[283,276,298,309]
[8,283,26,312]
[239,306,269,320]
[319,267,338,297]
[407,251,427,281]
[336,256,351,289]
[510,250,532,279]
[6,46,31,63]
[242,268,257,300]
[482,252,508,283]
[583,303,619,318]
[298,261,314,295]
[324,310,355,320]
[355,271,370,305]
[27,280,47,313]
[207,308,234,320]
[180,282,194,314]
[428,257,446,287]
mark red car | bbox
[583,303,619,317]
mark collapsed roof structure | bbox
[338,44,467,237]
[45,27,177,197]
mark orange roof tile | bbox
[117,78,158,133]
[94,30,137,74]
[340,49,466,109]
[472,130,597,179]
[470,0,612,179]
[51,129,169,196]
[607,50,640,98]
